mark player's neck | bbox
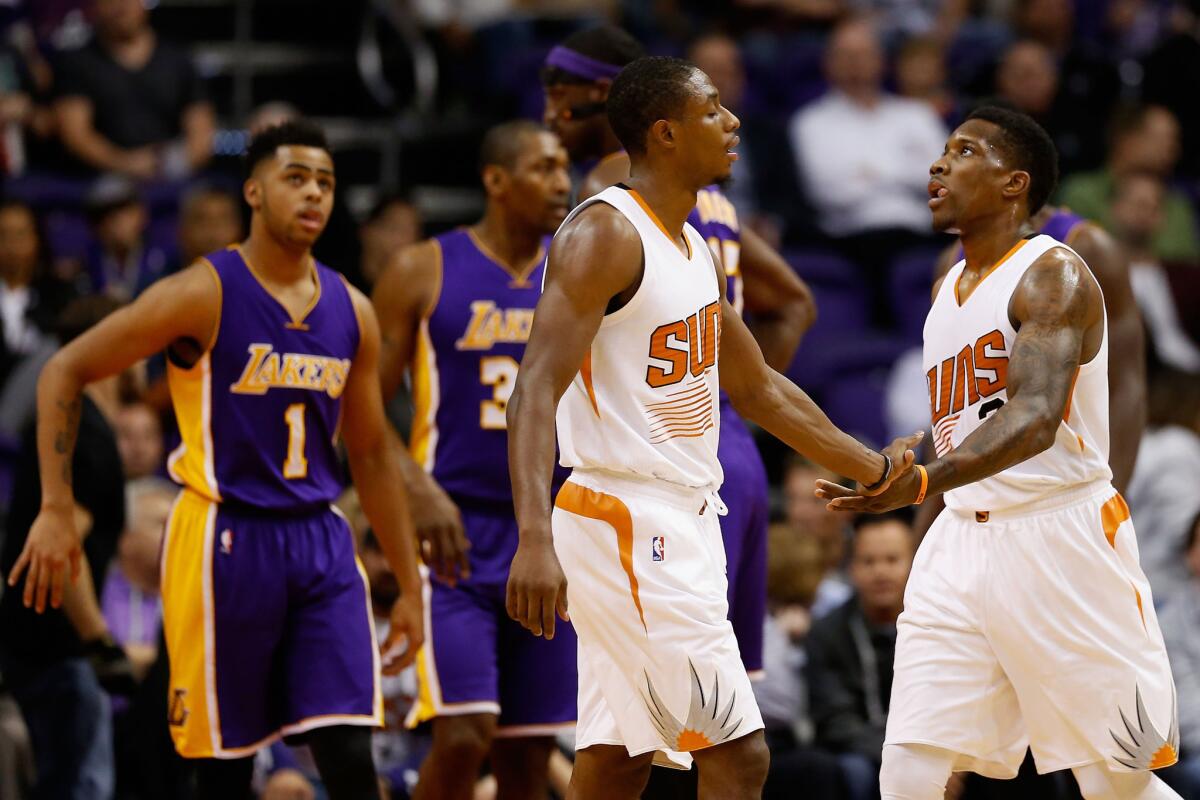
[625,168,697,240]
[471,211,543,274]
[959,214,1027,276]
[242,225,312,284]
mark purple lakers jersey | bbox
[167,247,359,509]
[410,229,565,506]
[689,185,742,313]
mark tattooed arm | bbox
[819,247,1104,512]
[9,264,218,611]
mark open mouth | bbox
[297,210,324,231]
[726,135,740,159]
[928,180,949,209]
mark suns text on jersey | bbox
[230,343,351,398]
[927,329,1008,423]
[455,300,535,351]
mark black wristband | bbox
[862,453,892,492]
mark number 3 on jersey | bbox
[283,403,308,479]
[480,356,519,429]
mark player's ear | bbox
[481,164,507,197]
[650,119,674,151]
[243,177,262,211]
[1003,170,1030,205]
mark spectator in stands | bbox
[894,35,960,127]
[1127,368,1200,605]
[1159,509,1200,797]
[1109,172,1200,373]
[1011,0,1119,173]
[176,185,243,269]
[806,509,915,800]
[113,402,163,481]
[783,455,853,618]
[788,16,946,298]
[81,175,170,300]
[0,199,76,440]
[53,0,214,179]
[1141,1,1200,179]
[758,523,842,800]
[994,39,1071,155]
[358,195,422,289]
[101,477,170,680]
[688,34,758,211]
[1058,105,1200,263]
[0,295,133,800]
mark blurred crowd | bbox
[0,0,1196,798]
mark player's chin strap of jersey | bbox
[544,46,621,121]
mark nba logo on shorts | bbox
[652,536,665,562]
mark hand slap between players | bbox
[816,431,925,514]
[7,505,82,613]
[505,534,569,640]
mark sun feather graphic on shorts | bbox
[1110,684,1179,770]
[643,660,743,752]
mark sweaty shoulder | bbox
[372,238,442,319]
[548,201,642,298]
[1012,245,1102,329]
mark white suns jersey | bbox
[553,185,724,490]
[924,234,1112,513]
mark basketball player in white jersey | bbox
[505,56,921,799]
[817,106,1180,800]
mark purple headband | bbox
[544,46,623,81]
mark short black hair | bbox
[244,119,330,177]
[541,25,644,86]
[478,119,548,173]
[608,56,700,157]
[966,105,1059,215]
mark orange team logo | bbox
[1111,685,1179,770]
[646,301,722,389]
[927,329,1008,454]
[643,660,742,752]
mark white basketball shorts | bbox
[552,469,764,769]
[887,480,1179,778]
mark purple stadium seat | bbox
[888,246,942,345]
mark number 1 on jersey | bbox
[283,403,308,479]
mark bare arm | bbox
[181,101,216,171]
[55,96,156,178]
[719,278,890,487]
[1069,223,1145,493]
[821,248,1103,511]
[371,241,470,583]
[9,265,218,610]
[739,225,816,370]
[341,285,424,670]
[505,204,643,638]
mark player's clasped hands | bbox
[505,530,569,641]
[7,503,83,614]
[815,431,925,514]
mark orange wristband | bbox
[913,465,929,505]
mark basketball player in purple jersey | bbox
[371,120,575,800]
[10,121,424,799]
[541,26,816,678]
[915,205,1146,536]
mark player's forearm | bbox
[506,379,558,544]
[35,355,85,510]
[737,372,884,485]
[349,436,421,594]
[925,398,1058,497]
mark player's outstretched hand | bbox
[381,592,424,675]
[860,431,924,497]
[506,534,568,641]
[7,504,82,613]
[815,465,923,514]
[411,474,471,587]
